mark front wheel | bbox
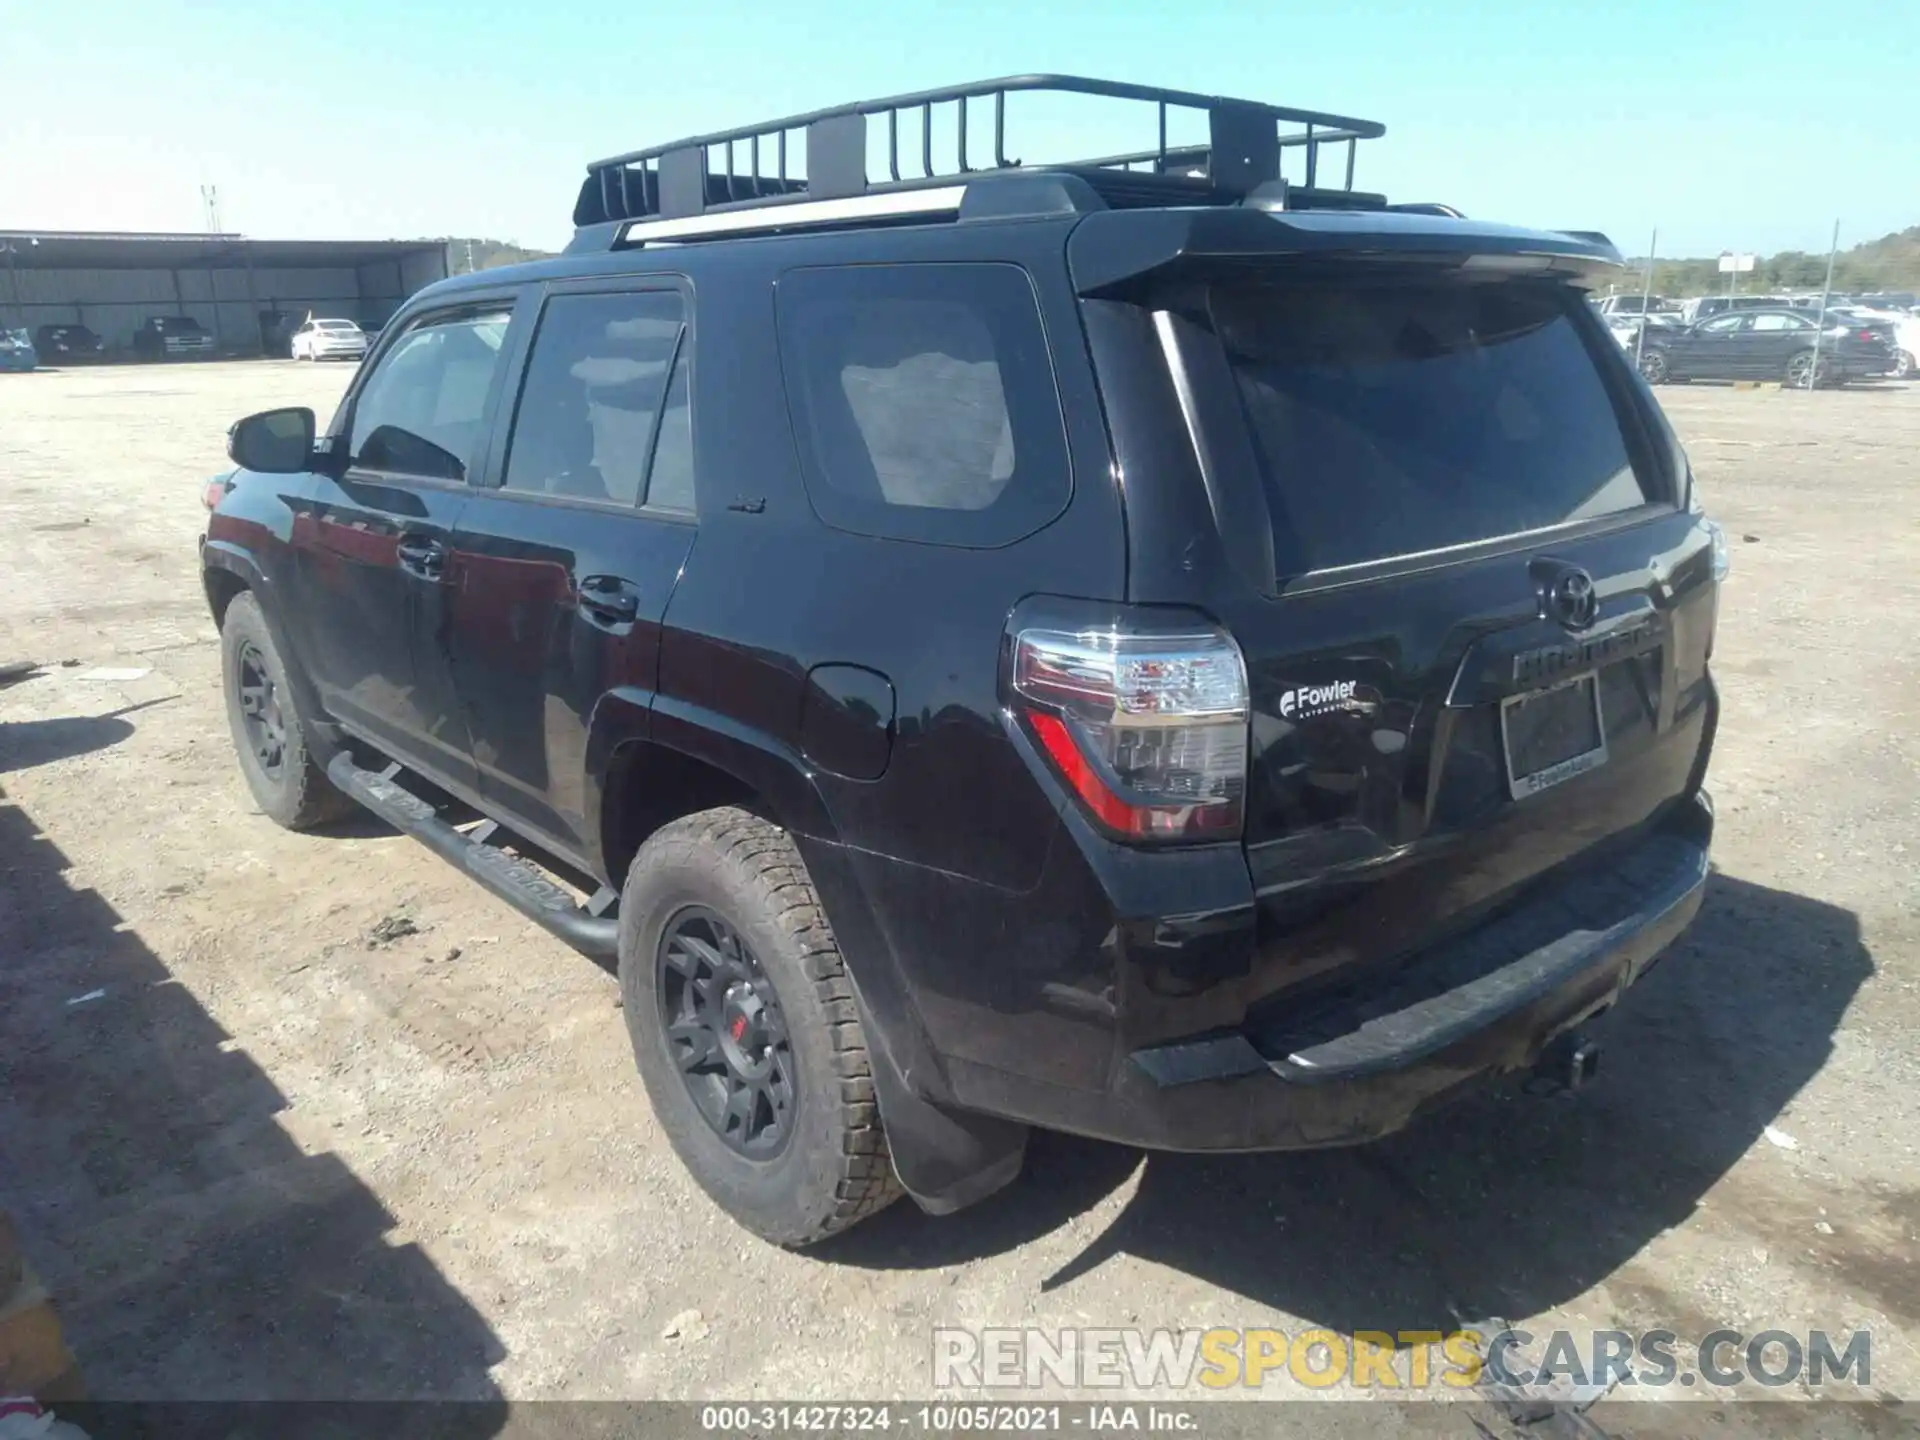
[617,807,903,1247]
[1637,348,1671,384]
[219,591,351,830]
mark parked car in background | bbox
[1827,304,1918,378]
[1594,294,1681,320]
[33,324,107,363]
[1679,294,1790,324]
[0,328,37,372]
[290,316,370,362]
[132,316,216,361]
[1637,306,1894,387]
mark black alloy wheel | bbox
[234,639,288,782]
[657,906,797,1159]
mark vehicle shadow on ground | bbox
[0,780,510,1418]
[829,872,1872,1336]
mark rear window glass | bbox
[776,263,1070,548]
[1214,280,1654,574]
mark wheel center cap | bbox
[719,984,768,1070]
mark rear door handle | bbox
[578,575,639,625]
[396,535,447,579]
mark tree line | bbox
[1602,226,1919,298]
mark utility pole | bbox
[464,239,477,274]
[200,184,222,233]
[1807,220,1841,390]
[1635,226,1658,373]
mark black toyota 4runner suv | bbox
[201,76,1725,1246]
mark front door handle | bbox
[396,535,447,580]
[578,575,639,625]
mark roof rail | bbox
[573,75,1386,234]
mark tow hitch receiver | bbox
[1530,1031,1602,1095]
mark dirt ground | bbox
[2,361,1916,1429]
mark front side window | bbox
[1214,277,1655,575]
[776,263,1070,547]
[347,308,510,481]
[1750,312,1811,332]
[501,290,689,507]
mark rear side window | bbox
[776,263,1070,547]
[502,290,691,508]
[1214,280,1655,574]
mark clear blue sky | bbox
[3,0,1913,259]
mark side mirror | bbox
[228,407,316,474]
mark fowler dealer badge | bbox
[1278,679,1371,720]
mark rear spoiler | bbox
[1068,208,1626,297]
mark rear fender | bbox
[627,698,1019,1208]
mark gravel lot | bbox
[2,362,1916,1430]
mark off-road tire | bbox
[219,590,352,830]
[617,807,903,1246]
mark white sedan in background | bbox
[290,317,369,362]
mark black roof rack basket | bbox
[575,74,1386,228]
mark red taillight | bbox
[202,480,225,511]
[1859,330,1877,342]
[1011,626,1249,842]
[1028,711,1142,835]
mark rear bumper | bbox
[944,792,1712,1152]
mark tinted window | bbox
[349,308,510,481]
[1750,312,1812,332]
[1699,314,1748,334]
[1215,279,1653,574]
[503,290,686,506]
[645,354,695,512]
[777,263,1070,547]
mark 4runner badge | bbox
[1279,680,1365,720]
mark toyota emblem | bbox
[1546,567,1599,630]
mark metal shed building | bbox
[0,231,450,357]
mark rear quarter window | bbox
[775,262,1071,548]
[1213,278,1658,575]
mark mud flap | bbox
[867,1030,1029,1216]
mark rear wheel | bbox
[1896,349,1915,380]
[617,807,902,1246]
[219,591,351,830]
[1786,349,1834,389]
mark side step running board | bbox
[326,754,619,962]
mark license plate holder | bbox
[1502,671,1608,798]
